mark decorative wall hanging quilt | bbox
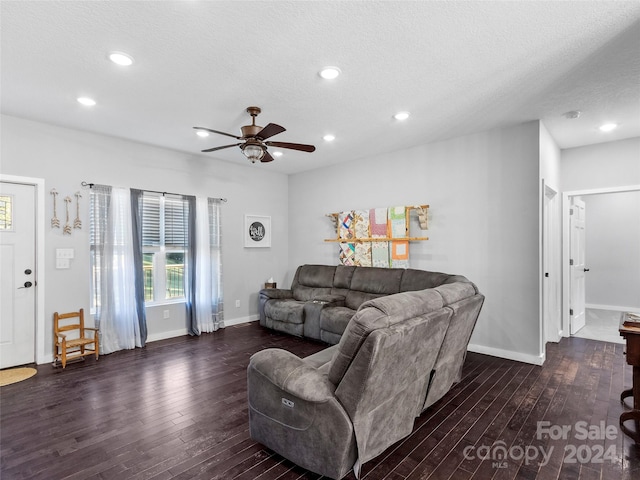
[389,206,407,238]
[389,206,409,268]
[338,211,355,265]
[353,210,372,266]
[339,242,356,266]
[391,240,410,268]
[369,208,388,237]
[369,208,389,267]
[338,211,354,240]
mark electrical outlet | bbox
[235,300,240,308]
[163,310,170,319]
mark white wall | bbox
[1,114,290,360]
[561,137,640,191]
[583,191,640,310]
[539,122,562,343]
[289,121,544,364]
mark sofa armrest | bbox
[248,348,335,402]
[259,288,293,300]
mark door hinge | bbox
[570,309,574,316]
[569,259,574,266]
[570,208,574,215]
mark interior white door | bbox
[570,197,587,335]
[0,181,37,368]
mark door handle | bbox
[18,281,33,289]
[584,268,590,272]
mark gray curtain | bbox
[130,189,148,346]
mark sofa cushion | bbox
[293,285,333,302]
[264,300,306,324]
[434,282,477,305]
[400,269,463,291]
[333,265,356,289]
[328,289,444,385]
[344,267,403,310]
[292,265,337,301]
[320,307,356,335]
[297,265,336,288]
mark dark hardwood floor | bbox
[1,322,638,480]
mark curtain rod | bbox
[80,181,227,202]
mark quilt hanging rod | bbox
[80,181,227,202]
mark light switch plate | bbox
[56,248,74,259]
[56,258,70,269]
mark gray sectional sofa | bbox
[249,264,484,478]
[259,264,472,344]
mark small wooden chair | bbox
[53,309,99,368]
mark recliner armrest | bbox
[248,348,335,402]
[259,288,293,300]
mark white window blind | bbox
[140,193,189,247]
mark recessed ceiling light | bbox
[195,130,210,138]
[272,151,283,157]
[77,97,96,107]
[323,134,335,142]
[108,51,134,66]
[394,111,410,121]
[319,66,341,80]
[599,123,617,132]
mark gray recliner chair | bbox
[247,282,483,478]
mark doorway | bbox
[562,185,640,340]
[0,175,45,366]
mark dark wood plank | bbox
[1,323,638,480]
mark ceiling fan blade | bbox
[265,141,316,153]
[201,143,242,153]
[193,126,241,140]
[255,123,286,140]
[260,151,275,163]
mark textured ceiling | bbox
[2,1,639,175]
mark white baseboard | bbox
[224,315,260,327]
[147,328,189,343]
[468,343,545,366]
[146,315,259,341]
[586,304,640,313]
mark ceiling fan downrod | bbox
[242,106,263,138]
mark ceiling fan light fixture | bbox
[108,51,134,66]
[242,143,265,163]
[319,66,341,80]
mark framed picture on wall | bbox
[244,215,271,248]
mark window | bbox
[140,193,190,304]
[89,188,193,313]
[0,194,13,230]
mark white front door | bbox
[0,182,37,368]
[570,198,587,335]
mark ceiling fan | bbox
[194,106,316,163]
